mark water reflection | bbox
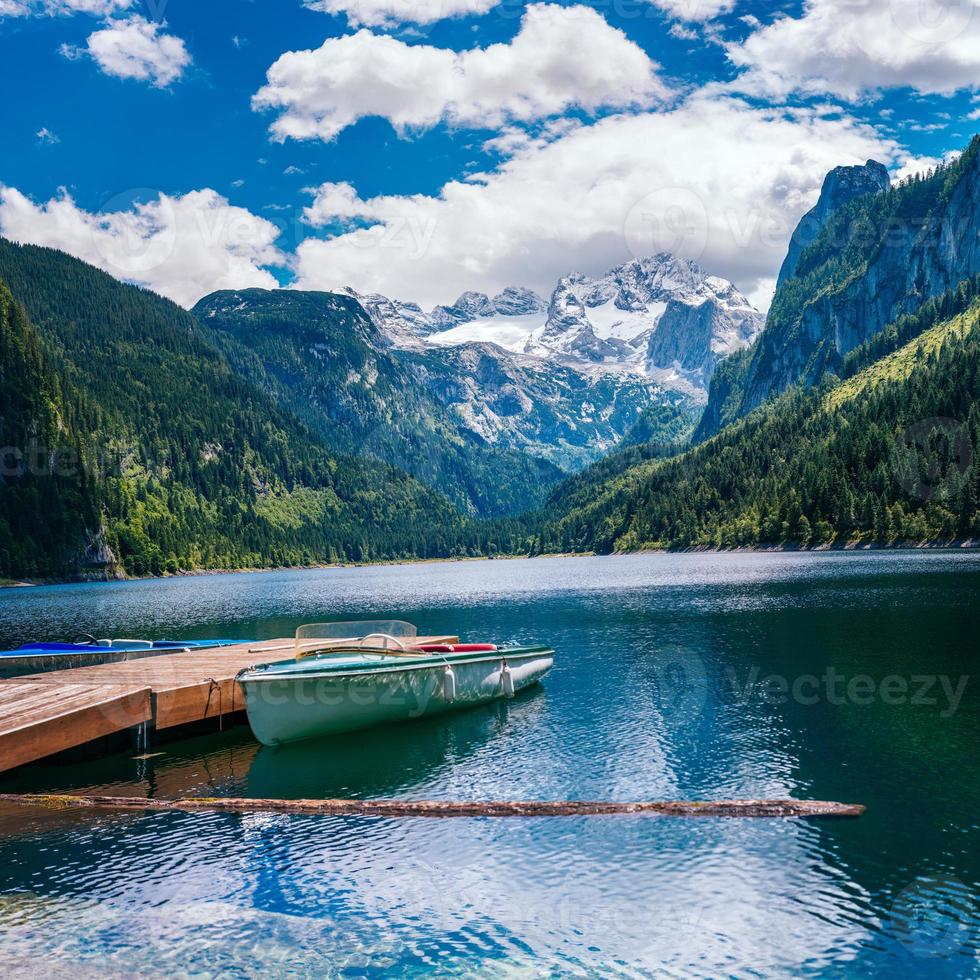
[0,552,977,975]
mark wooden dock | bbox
[0,637,457,774]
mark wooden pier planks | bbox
[0,682,152,772]
[0,637,462,772]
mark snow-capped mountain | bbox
[347,254,764,401]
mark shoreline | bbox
[3,539,977,589]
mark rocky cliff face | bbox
[776,160,890,288]
[704,138,980,432]
[407,342,677,470]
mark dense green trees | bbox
[535,294,980,552]
[0,283,101,577]
[0,241,485,579]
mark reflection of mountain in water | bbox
[246,686,548,801]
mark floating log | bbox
[0,794,864,818]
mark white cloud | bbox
[669,22,700,41]
[651,0,734,22]
[0,186,284,307]
[35,127,60,144]
[67,15,191,86]
[892,149,962,182]
[293,95,899,310]
[727,0,980,101]
[303,0,498,28]
[253,3,668,142]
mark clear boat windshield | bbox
[295,621,418,658]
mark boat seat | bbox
[413,643,498,653]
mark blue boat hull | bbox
[0,639,241,679]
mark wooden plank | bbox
[0,684,151,773]
[154,678,242,730]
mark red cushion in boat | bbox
[414,643,498,653]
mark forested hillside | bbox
[193,289,562,518]
[0,241,477,578]
[533,283,980,553]
[0,283,101,577]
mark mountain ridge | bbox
[345,252,764,402]
[700,135,980,437]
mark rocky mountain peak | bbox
[346,252,763,400]
[492,286,547,316]
[777,159,890,287]
[454,291,495,318]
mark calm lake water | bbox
[0,552,978,977]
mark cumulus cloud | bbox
[253,3,669,142]
[303,0,498,28]
[0,186,284,307]
[64,15,191,86]
[727,0,980,101]
[293,95,899,311]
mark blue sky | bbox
[1,0,978,310]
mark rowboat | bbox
[238,621,554,746]
[0,637,242,679]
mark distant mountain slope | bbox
[0,239,471,578]
[194,287,694,482]
[398,341,694,471]
[700,135,980,437]
[192,288,563,517]
[533,286,980,554]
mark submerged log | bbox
[0,794,864,818]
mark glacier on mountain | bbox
[346,253,763,402]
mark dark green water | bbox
[0,552,977,977]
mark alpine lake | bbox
[0,552,977,977]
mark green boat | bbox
[238,621,555,746]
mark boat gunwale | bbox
[237,644,554,682]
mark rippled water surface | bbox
[0,552,978,977]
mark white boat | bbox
[237,621,554,746]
